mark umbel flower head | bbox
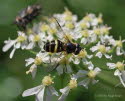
[2,7,125,101]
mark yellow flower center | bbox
[48,18,56,23]
[78,50,87,58]
[94,28,101,35]
[33,35,40,42]
[42,75,53,86]
[68,79,77,89]
[65,15,72,21]
[49,28,57,35]
[41,24,49,32]
[116,62,124,71]
[98,45,106,53]
[88,70,96,78]
[17,35,26,42]
[65,23,74,29]
[83,16,91,22]
[101,28,109,35]
[97,17,103,24]
[115,40,123,47]
[81,30,89,38]
[34,57,42,65]
[27,29,33,35]
[64,9,72,15]
[80,22,88,29]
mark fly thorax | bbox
[66,43,76,53]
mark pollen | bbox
[78,50,87,58]
[80,22,89,29]
[34,57,42,65]
[65,14,72,21]
[116,62,124,71]
[97,17,103,24]
[65,22,74,29]
[17,35,26,42]
[49,28,57,35]
[64,8,72,16]
[88,70,96,78]
[83,15,91,22]
[41,24,49,32]
[115,40,123,47]
[94,28,101,35]
[101,27,110,35]
[42,75,54,86]
[33,35,40,42]
[98,45,106,53]
[81,30,89,38]
[68,79,77,89]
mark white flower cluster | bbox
[3,8,125,101]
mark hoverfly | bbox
[14,4,41,30]
[43,18,82,55]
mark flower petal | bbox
[2,40,16,52]
[22,85,43,97]
[56,65,63,75]
[10,48,16,59]
[107,63,116,69]
[25,58,34,67]
[48,86,59,96]
[114,69,121,76]
[37,86,45,101]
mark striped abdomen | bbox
[44,40,64,53]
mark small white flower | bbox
[25,52,49,78]
[76,62,101,89]
[111,38,125,56]
[22,75,59,101]
[3,31,27,58]
[58,76,77,101]
[107,62,125,87]
[90,42,112,59]
[56,55,72,75]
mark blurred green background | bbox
[0,0,125,101]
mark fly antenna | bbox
[53,17,70,42]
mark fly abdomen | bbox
[44,40,64,53]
